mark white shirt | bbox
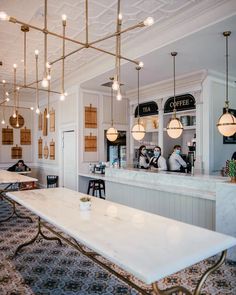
[149,156,167,171]
[169,152,187,171]
[139,154,150,169]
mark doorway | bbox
[62,130,77,190]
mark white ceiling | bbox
[0,0,235,100]
[82,14,236,93]
[0,0,208,94]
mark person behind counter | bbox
[169,145,187,173]
[138,145,150,169]
[7,160,31,172]
[149,146,167,171]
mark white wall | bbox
[211,79,236,172]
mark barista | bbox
[138,145,150,169]
[149,146,167,171]
[169,145,187,172]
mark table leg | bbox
[151,250,227,295]
[13,217,62,257]
[0,199,33,223]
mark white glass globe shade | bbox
[217,112,236,136]
[166,118,183,139]
[36,108,40,114]
[131,123,145,141]
[41,78,49,88]
[106,127,118,142]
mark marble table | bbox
[0,170,38,223]
[6,187,236,295]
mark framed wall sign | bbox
[134,101,158,117]
[223,108,236,144]
[164,94,195,113]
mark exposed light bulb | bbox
[2,79,5,83]
[16,86,20,91]
[1,119,5,125]
[112,80,119,91]
[116,92,122,101]
[118,13,122,21]
[6,91,9,96]
[60,93,65,101]
[6,97,10,102]
[46,113,50,119]
[16,122,19,128]
[35,49,39,56]
[13,63,17,69]
[0,11,9,21]
[47,74,51,80]
[41,78,49,88]
[46,62,51,69]
[139,61,144,68]
[62,14,67,21]
[13,112,16,118]
[64,91,68,97]
[30,107,34,111]
[36,107,40,114]
[143,17,154,27]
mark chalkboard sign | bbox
[134,101,158,117]
[223,108,236,144]
[164,94,195,113]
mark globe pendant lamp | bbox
[166,52,183,139]
[217,31,236,137]
[131,66,146,141]
[106,84,118,142]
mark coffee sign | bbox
[164,94,195,113]
[134,101,158,117]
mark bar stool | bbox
[87,179,105,199]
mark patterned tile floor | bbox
[0,199,235,295]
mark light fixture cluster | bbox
[0,0,154,121]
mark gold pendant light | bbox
[131,66,146,141]
[217,31,236,137]
[106,80,118,142]
[166,52,183,139]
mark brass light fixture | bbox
[131,66,146,141]
[0,0,153,102]
[217,31,236,137]
[106,79,118,142]
[166,52,183,139]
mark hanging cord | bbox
[111,86,114,126]
[224,32,230,111]
[136,66,141,123]
[171,52,177,118]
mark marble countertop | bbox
[0,170,37,184]
[6,187,236,284]
[79,168,229,200]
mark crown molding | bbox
[127,70,207,105]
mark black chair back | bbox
[47,175,59,188]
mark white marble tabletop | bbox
[0,170,37,184]
[6,188,236,284]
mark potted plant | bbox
[226,160,236,183]
[79,196,92,211]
